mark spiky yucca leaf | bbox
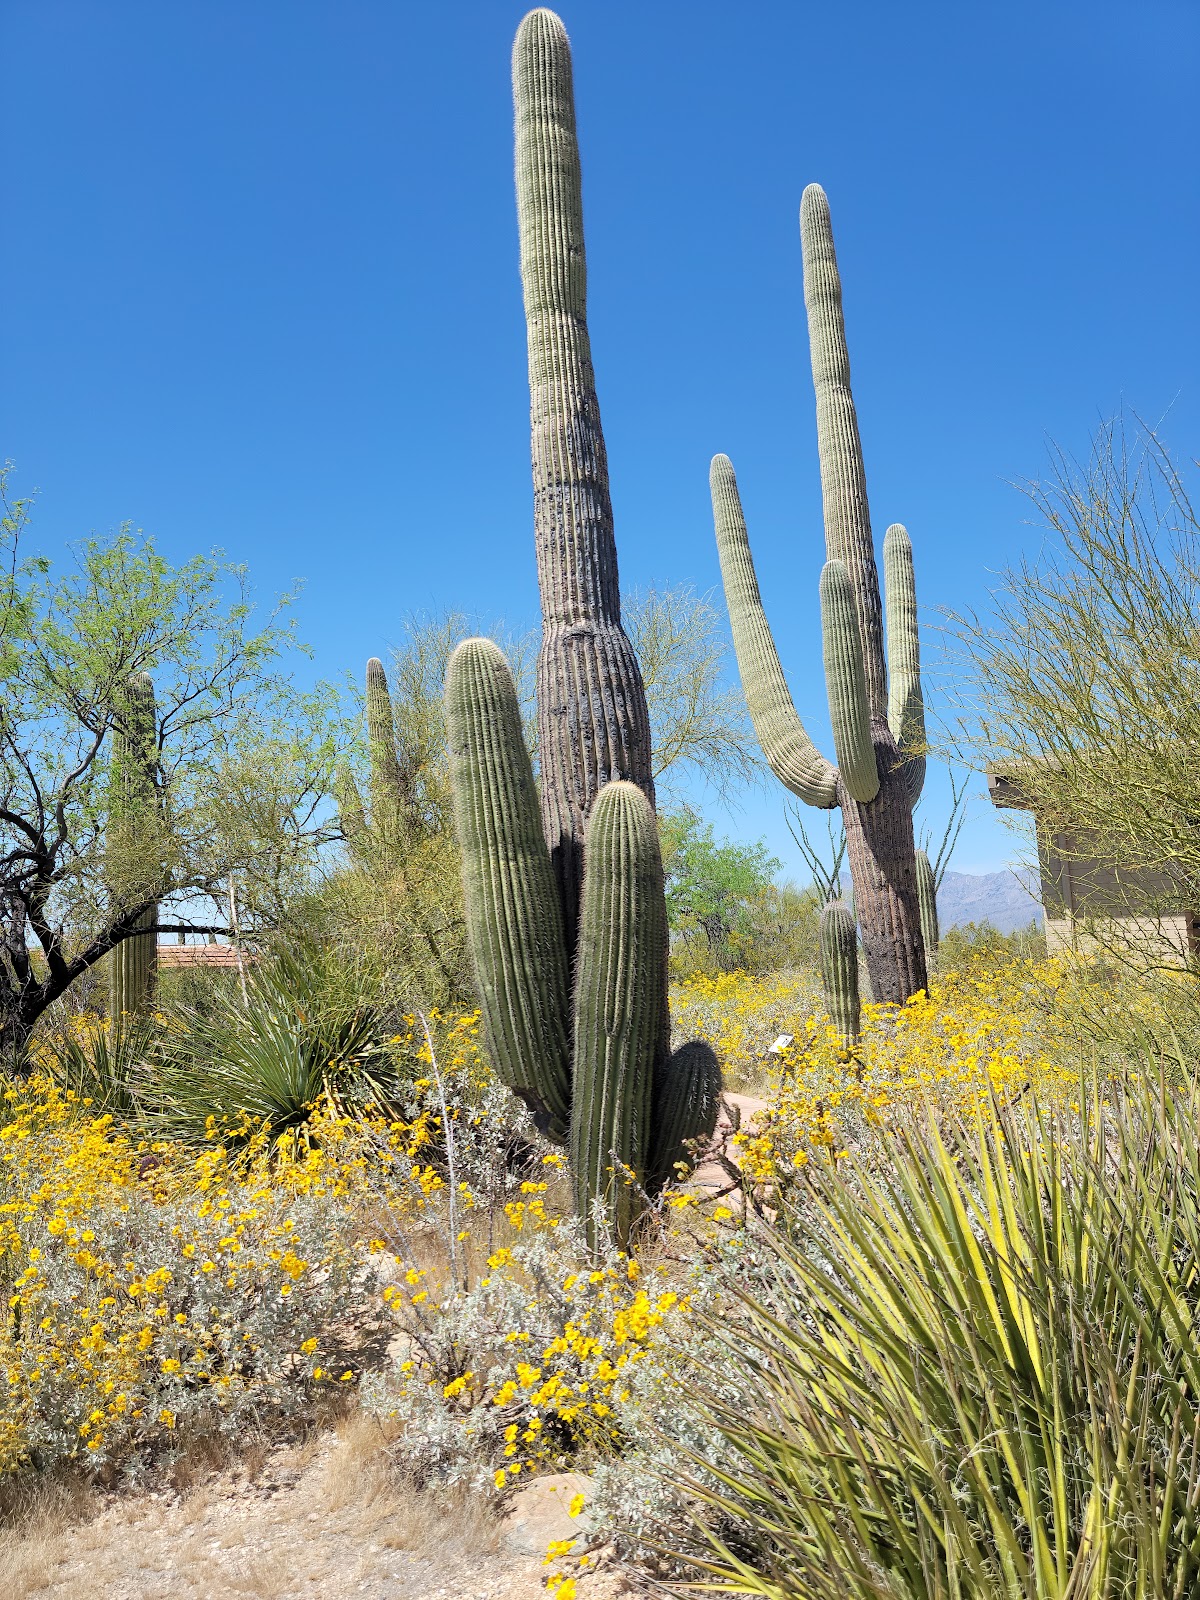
[674,1078,1200,1598]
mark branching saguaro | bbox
[514,5,655,957]
[711,184,927,1006]
[444,12,720,1248]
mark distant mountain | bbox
[936,869,1043,934]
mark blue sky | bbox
[4,0,1197,877]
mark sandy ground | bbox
[0,1418,637,1600]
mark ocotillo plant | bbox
[447,638,718,1246]
[442,11,719,1245]
[711,184,927,1010]
[108,672,159,1017]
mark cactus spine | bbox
[820,900,861,1046]
[109,672,158,1017]
[444,11,720,1246]
[711,184,927,1015]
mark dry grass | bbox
[0,1404,509,1600]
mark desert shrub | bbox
[31,1010,164,1119]
[937,917,1047,970]
[0,1078,369,1482]
[361,1206,691,1495]
[656,1073,1200,1598]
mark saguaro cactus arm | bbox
[801,183,887,720]
[446,637,572,1141]
[647,1039,721,1197]
[710,454,838,809]
[883,522,926,805]
[820,560,880,804]
[571,780,665,1248]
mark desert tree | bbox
[0,471,344,1058]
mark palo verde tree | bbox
[711,184,928,1008]
[0,473,344,1060]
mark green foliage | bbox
[660,807,781,967]
[155,944,399,1145]
[39,1010,163,1119]
[675,1077,1200,1597]
[938,919,1047,971]
[963,418,1200,957]
[0,472,347,1049]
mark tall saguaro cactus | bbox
[711,184,927,1007]
[514,6,656,960]
[444,12,720,1247]
[109,672,159,1017]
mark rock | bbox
[502,1471,595,1556]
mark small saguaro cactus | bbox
[108,672,159,1017]
[711,183,928,1014]
[820,899,861,1046]
[915,848,940,965]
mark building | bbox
[988,772,1199,960]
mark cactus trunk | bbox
[513,8,656,961]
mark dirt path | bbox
[2,1419,635,1600]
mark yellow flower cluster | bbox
[0,1077,362,1473]
[706,957,1087,1200]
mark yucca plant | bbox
[673,1078,1200,1598]
[155,944,399,1146]
[39,1008,163,1120]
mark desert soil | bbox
[0,1419,638,1600]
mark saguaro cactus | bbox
[514,6,656,960]
[711,184,928,1010]
[915,848,940,965]
[444,11,722,1245]
[448,640,718,1246]
[109,672,159,1017]
[820,900,861,1046]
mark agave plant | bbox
[675,1077,1200,1598]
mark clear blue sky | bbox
[4,1,1197,877]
